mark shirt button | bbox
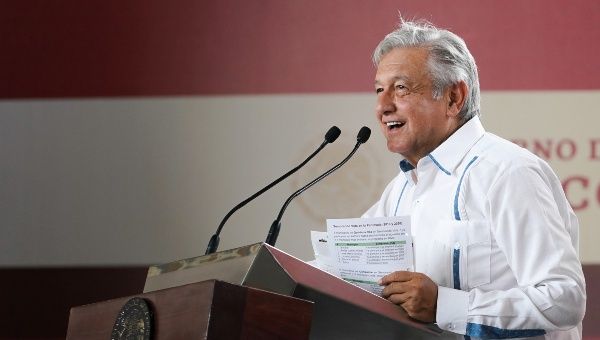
[449,324,455,330]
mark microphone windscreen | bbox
[325,126,341,143]
[357,126,371,143]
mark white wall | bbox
[1,91,598,266]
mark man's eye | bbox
[375,88,383,94]
[395,84,406,90]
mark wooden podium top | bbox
[142,243,442,339]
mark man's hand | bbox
[379,271,438,323]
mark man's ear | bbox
[447,81,468,118]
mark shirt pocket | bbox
[434,219,492,290]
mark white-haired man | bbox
[365,19,586,339]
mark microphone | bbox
[205,126,341,255]
[265,126,371,247]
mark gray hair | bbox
[373,19,480,121]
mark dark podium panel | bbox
[66,279,313,339]
[144,243,443,339]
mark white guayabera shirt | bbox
[364,116,586,340]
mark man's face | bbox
[374,47,459,165]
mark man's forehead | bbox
[375,48,430,81]
[378,47,429,65]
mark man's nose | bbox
[376,91,395,116]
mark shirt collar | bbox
[427,115,485,175]
[397,116,486,176]
[399,159,415,172]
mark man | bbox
[363,19,586,339]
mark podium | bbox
[143,243,442,339]
[67,243,442,339]
[66,279,313,339]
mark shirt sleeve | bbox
[436,163,586,338]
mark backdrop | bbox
[1,1,598,338]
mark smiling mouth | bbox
[386,121,405,130]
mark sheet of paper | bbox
[325,216,413,295]
[309,230,339,276]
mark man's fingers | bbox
[378,270,414,285]
[381,281,409,298]
[387,292,411,305]
[379,271,439,323]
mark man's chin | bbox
[386,143,408,156]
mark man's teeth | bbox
[386,121,403,127]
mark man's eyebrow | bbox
[374,76,409,86]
